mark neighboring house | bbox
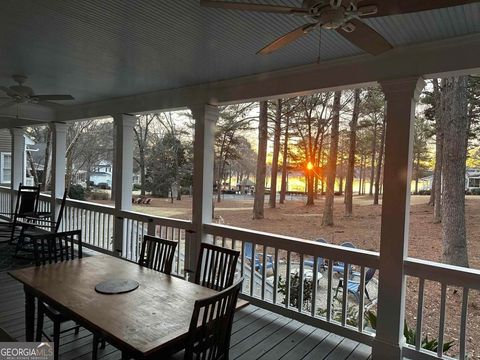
[417,168,480,192]
[0,129,35,187]
[70,160,140,189]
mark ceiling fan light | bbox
[341,22,356,32]
[358,5,378,16]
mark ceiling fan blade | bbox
[33,94,74,101]
[200,0,307,14]
[0,100,16,110]
[337,19,392,55]
[358,0,478,18]
[257,23,316,55]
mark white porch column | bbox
[112,113,136,256]
[50,122,68,218]
[187,104,217,274]
[10,128,25,215]
[372,77,424,359]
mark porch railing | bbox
[204,223,380,346]
[403,258,480,360]
[118,209,192,276]
[1,185,479,359]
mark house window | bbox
[469,177,480,188]
[1,152,11,184]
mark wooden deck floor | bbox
[0,270,372,360]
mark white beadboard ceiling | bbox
[0,0,479,105]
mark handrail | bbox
[118,209,193,230]
[205,223,379,267]
[404,257,480,291]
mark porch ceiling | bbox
[0,0,479,111]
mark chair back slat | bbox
[54,190,68,233]
[14,183,41,218]
[195,243,239,291]
[185,279,243,360]
[139,235,178,275]
[32,230,82,266]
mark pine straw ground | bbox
[106,194,480,358]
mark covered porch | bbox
[1,1,480,359]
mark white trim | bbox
[0,152,11,184]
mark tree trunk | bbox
[433,79,445,223]
[269,100,282,208]
[253,101,268,220]
[27,151,39,186]
[139,149,146,196]
[306,169,314,205]
[414,150,420,194]
[358,155,364,195]
[374,110,386,205]
[65,152,74,193]
[279,114,289,204]
[369,122,377,195]
[441,76,469,267]
[345,89,360,216]
[322,91,341,226]
[42,128,52,191]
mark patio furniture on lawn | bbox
[333,241,360,279]
[138,235,177,275]
[0,183,46,244]
[14,190,67,258]
[183,279,243,360]
[290,267,323,285]
[334,267,377,302]
[244,242,274,273]
[32,230,83,360]
[9,255,247,359]
[0,327,16,342]
[194,243,240,291]
[303,238,328,272]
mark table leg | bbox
[24,286,35,341]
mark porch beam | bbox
[56,34,480,121]
[112,113,136,256]
[50,122,68,219]
[187,104,217,275]
[10,128,25,214]
[372,77,424,359]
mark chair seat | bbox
[23,227,52,238]
[346,280,360,293]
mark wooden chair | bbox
[335,267,377,302]
[15,190,68,257]
[0,183,43,244]
[138,235,178,275]
[33,230,82,360]
[184,278,243,360]
[194,243,240,291]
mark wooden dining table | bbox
[8,255,235,358]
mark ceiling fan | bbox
[200,0,477,56]
[0,74,74,110]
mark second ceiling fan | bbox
[200,0,477,56]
